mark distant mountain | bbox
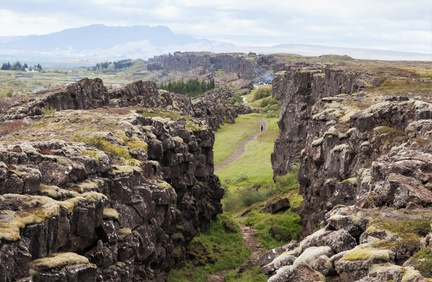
[0,24,430,65]
[0,24,199,52]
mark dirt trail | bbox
[206,224,267,282]
[207,119,268,282]
[214,119,266,172]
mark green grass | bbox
[167,214,250,282]
[213,113,264,164]
[225,266,266,282]
[216,113,278,188]
[214,110,303,249]
[242,209,302,250]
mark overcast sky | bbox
[0,0,431,54]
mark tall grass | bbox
[167,214,250,282]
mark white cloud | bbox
[0,0,430,54]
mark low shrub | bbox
[242,210,302,249]
[412,248,432,277]
[275,164,300,193]
[252,88,271,101]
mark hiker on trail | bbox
[260,124,264,131]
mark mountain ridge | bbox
[0,24,431,63]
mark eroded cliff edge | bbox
[265,62,432,281]
[0,79,246,281]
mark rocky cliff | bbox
[265,62,432,281]
[148,52,275,81]
[0,78,247,281]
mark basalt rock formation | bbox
[148,52,276,81]
[0,78,247,281]
[265,62,432,281]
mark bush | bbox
[0,89,13,97]
[41,106,56,117]
[243,210,302,249]
[413,248,432,277]
[275,165,300,193]
[260,98,271,107]
[252,88,271,101]
[236,174,248,182]
[241,188,276,207]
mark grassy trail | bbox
[214,118,266,171]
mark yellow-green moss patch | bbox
[40,184,78,200]
[103,208,119,220]
[30,252,90,276]
[173,136,184,144]
[341,177,357,184]
[127,137,148,150]
[118,228,132,240]
[157,181,172,189]
[112,164,142,176]
[341,245,391,261]
[311,137,324,147]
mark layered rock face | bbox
[0,78,246,281]
[266,64,432,281]
[148,52,275,81]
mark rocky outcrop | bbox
[271,66,369,176]
[148,52,275,81]
[0,77,247,281]
[268,63,432,280]
[260,206,431,281]
[193,86,256,130]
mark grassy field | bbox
[0,65,156,97]
[216,113,278,188]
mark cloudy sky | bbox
[1,0,431,54]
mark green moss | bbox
[372,217,432,238]
[112,165,142,176]
[30,252,90,276]
[341,246,390,261]
[103,208,119,220]
[81,149,100,162]
[75,179,104,193]
[76,134,133,161]
[127,137,148,150]
[0,191,107,242]
[60,191,107,213]
[40,184,78,200]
